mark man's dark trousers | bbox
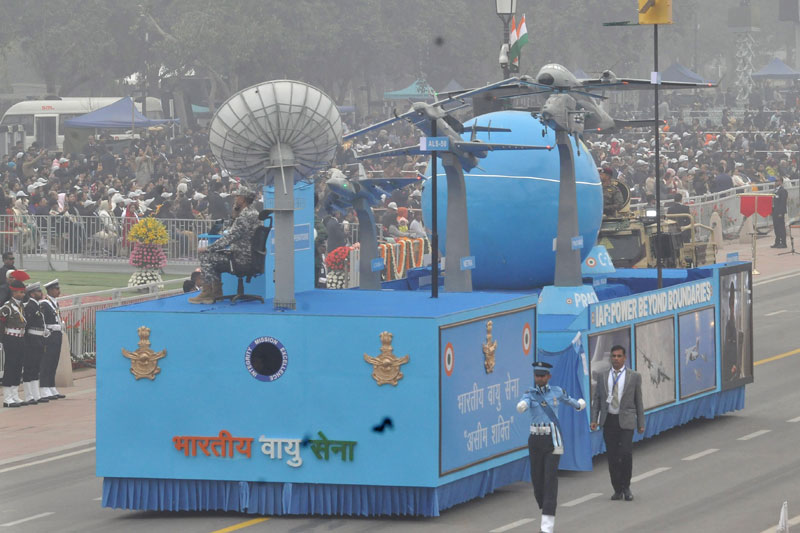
[529,434,560,515]
[603,413,634,493]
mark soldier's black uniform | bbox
[1,296,27,407]
[22,294,47,404]
[39,293,63,397]
[772,180,788,248]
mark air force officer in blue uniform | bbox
[517,361,585,533]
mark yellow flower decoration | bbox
[128,218,169,245]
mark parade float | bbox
[97,78,752,517]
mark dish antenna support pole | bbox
[271,142,297,310]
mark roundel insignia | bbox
[586,257,597,268]
[566,297,573,305]
[444,342,455,377]
[522,323,532,355]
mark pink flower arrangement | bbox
[129,243,167,269]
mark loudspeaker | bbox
[780,0,800,22]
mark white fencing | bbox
[633,181,800,240]
[0,278,185,378]
[3,214,212,268]
[59,279,186,359]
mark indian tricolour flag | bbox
[509,14,528,65]
[508,16,518,70]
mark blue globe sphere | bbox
[421,110,602,290]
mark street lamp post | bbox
[495,0,517,79]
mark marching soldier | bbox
[21,282,48,405]
[40,279,65,400]
[517,361,586,533]
[1,271,30,408]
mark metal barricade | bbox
[631,181,799,240]
[0,214,213,266]
[58,279,185,361]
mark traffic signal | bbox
[638,0,673,25]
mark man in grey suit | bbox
[590,345,645,501]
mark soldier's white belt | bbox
[27,328,47,337]
[46,324,61,331]
[530,425,552,435]
[4,328,24,337]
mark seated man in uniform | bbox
[600,166,624,217]
[189,186,261,304]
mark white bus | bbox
[0,97,164,151]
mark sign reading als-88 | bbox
[439,306,535,475]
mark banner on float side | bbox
[439,306,535,476]
[587,277,719,414]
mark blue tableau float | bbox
[97,256,753,516]
[97,79,753,517]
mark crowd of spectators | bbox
[1,92,798,265]
[592,97,800,207]
[0,128,239,256]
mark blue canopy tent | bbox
[383,79,436,101]
[661,62,709,83]
[64,97,176,128]
[752,58,800,80]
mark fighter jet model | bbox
[323,166,417,214]
[349,105,551,173]
[487,63,717,288]
[684,337,707,365]
[515,63,716,134]
[642,351,672,387]
[345,77,552,293]
[323,165,419,290]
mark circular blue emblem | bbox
[245,336,288,382]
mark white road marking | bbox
[754,271,800,286]
[0,439,96,467]
[737,429,771,441]
[561,492,603,507]
[682,448,719,461]
[765,309,788,316]
[489,518,537,532]
[1,512,54,527]
[93,497,102,501]
[787,415,800,423]
[0,447,95,474]
[630,467,670,483]
[758,513,800,533]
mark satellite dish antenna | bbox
[209,80,342,309]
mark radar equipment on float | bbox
[209,80,342,309]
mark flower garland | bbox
[410,238,425,268]
[379,243,393,281]
[392,240,407,279]
[128,217,169,245]
[325,246,351,271]
[127,269,164,288]
[326,270,348,289]
[129,243,167,270]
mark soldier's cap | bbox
[8,270,30,283]
[26,282,41,293]
[599,165,613,176]
[44,279,59,290]
[532,361,553,375]
[233,185,256,200]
